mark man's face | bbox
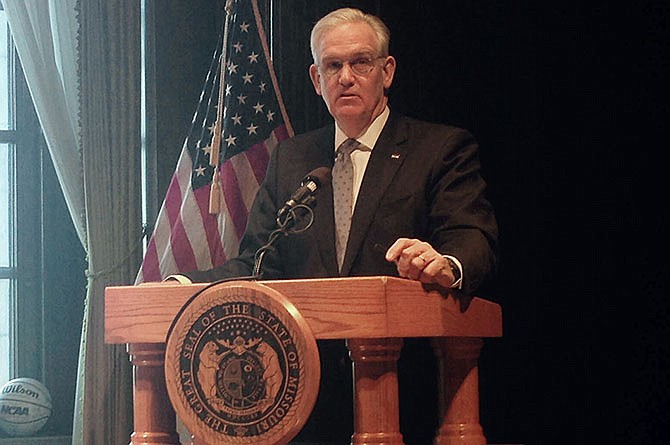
[309,21,396,136]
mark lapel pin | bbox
[390,153,401,159]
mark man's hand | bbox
[385,238,455,288]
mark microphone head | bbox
[301,166,332,188]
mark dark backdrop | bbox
[153,1,669,444]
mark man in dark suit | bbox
[184,8,497,294]
[177,7,498,444]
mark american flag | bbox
[136,0,292,283]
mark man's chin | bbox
[333,107,367,123]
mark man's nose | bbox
[338,63,356,85]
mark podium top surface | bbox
[104,276,502,344]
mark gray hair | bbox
[310,8,391,63]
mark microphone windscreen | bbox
[302,166,332,188]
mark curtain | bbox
[74,2,142,443]
[3,0,86,243]
[5,1,142,444]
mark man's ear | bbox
[382,56,396,90]
[309,64,323,96]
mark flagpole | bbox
[251,0,294,138]
[209,0,234,214]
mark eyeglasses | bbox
[318,55,384,77]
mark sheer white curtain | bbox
[3,0,86,243]
[5,1,142,444]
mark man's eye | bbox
[352,58,370,68]
[326,61,343,70]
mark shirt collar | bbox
[334,106,390,152]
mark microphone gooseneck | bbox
[253,166,332,279]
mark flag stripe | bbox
[217,199,238,262]
[221,160,249,239]
[232,147,264,208]
[192,185,224,269]
[244,140,271,184]
[152,178,182,279]
[179,185,214,272]
[163,174,198,273]
[138,237,158,282]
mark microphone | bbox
[255,167,331,278]
[276,166,331,219]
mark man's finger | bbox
[385,237,413,262]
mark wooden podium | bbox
[104,276,502,445]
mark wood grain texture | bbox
[105,277,502,344]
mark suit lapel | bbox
[308,127,339,275]
[341,115,409,274]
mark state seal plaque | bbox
[165,281,320,445]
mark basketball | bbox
[0,378,52,437]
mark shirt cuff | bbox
[444,255,463,289]
[164,274,193,284]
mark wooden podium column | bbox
[127,343,181,445]
[347,338,405,445]
[432,337,486,445]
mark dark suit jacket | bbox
[186,113,498,295]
